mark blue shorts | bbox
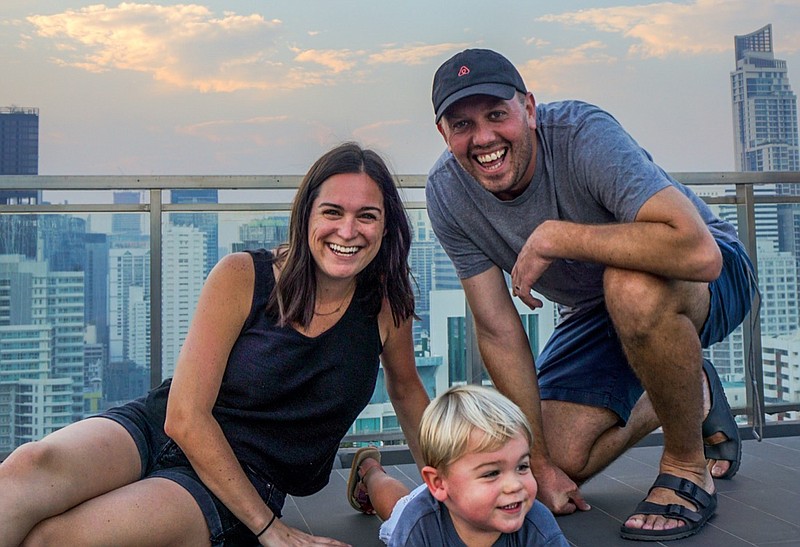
[536,239,757,423]
[99,395,285,547]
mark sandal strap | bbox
[702,359,738,440]
[630,500,704,525]
[649,473,715,510]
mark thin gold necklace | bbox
[313,283,356,316]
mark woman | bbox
[0,143,430,546]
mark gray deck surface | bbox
[283,436,800,546]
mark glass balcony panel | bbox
[1,173,798,457]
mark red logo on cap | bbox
[458,66,470,77]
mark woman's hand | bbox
[260,518,350,546]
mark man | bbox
[425,48,756,541]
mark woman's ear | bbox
[421,465,449,502]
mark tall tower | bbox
[0,106,39,204]
[170,190,218,278]
[731,24,799,172]
[713,25,800,382]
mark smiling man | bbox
[425,48,758,542]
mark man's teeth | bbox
[329,243,359,255]
[477,149,506,164]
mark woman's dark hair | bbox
[268,142,415,328]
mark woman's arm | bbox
[165,253,273,533]
[165,253,346,546]
[379,308,430,469]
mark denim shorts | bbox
[536,239,757,423]
[98,397,285,547]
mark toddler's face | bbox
[440,431,537,543]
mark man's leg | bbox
[604,266,712,533]
[535,299,662,484]
[541,393,660,484]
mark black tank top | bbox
[212,249,382,495]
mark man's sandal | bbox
[620,473,717,541]
[702,359,742,479]
[346,446,382,515]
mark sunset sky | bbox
[4,0,800,176]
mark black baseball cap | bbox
[432,48,527,123]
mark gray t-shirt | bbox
[426,100,739,317]
[388,487,568,547]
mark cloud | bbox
[538,0,800,58]
[292,48,363,73]
[20,3,471,94]
[177,115,291,143]
[352,119,411,149]
[519,41,617,95]
[25,3,289,92]
[367,43,467,65]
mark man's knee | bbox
[604,268,667,335]
[604,267,709,341]
[542,401,620,482]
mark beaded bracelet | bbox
[255,514,277,538]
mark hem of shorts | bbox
[539,386,635,425]
[92,413,150,480]
[150,470,223,546]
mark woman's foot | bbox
[346,446,383,514]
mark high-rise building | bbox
[731,24,799,172]
[231,216,290,253]
[0,106,39,204]
[112,191,144,236]
[170,190,219,278]
[717,24,800,393]
[161,224,205,379]
[0,255,84,449]
[108,248,150,367]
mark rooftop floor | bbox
[283,436,800,546]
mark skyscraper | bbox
[170,189,219,278]
[714,24,800,385]
[0,106,39,204]
[731,24,799,172]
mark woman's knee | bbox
[1,441,61,480]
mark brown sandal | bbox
[346,446,382,514]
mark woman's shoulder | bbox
[215,251,257,274]
[206,252,259,297]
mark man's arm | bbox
[462,266,589,514]
[511,186,722,308]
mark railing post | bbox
[150,189,163,388]
[736,182,765,437]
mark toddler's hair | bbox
[419,384,533,471]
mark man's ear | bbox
[436,122,453,152]
[525,92,537,131]
[421,465,449,502]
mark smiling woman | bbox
[0,142,430,547]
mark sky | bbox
[3,0,800,177]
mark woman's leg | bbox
[360,458,410,521]
[22,476,211,547]
[0,417,142,546]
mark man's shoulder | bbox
[537,99,618,128]
[427,149,460,184]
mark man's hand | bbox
[511,227,552,309]
[535,461,591,515]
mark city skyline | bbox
[3,0,800,179]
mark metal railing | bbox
[2,171,800,443]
